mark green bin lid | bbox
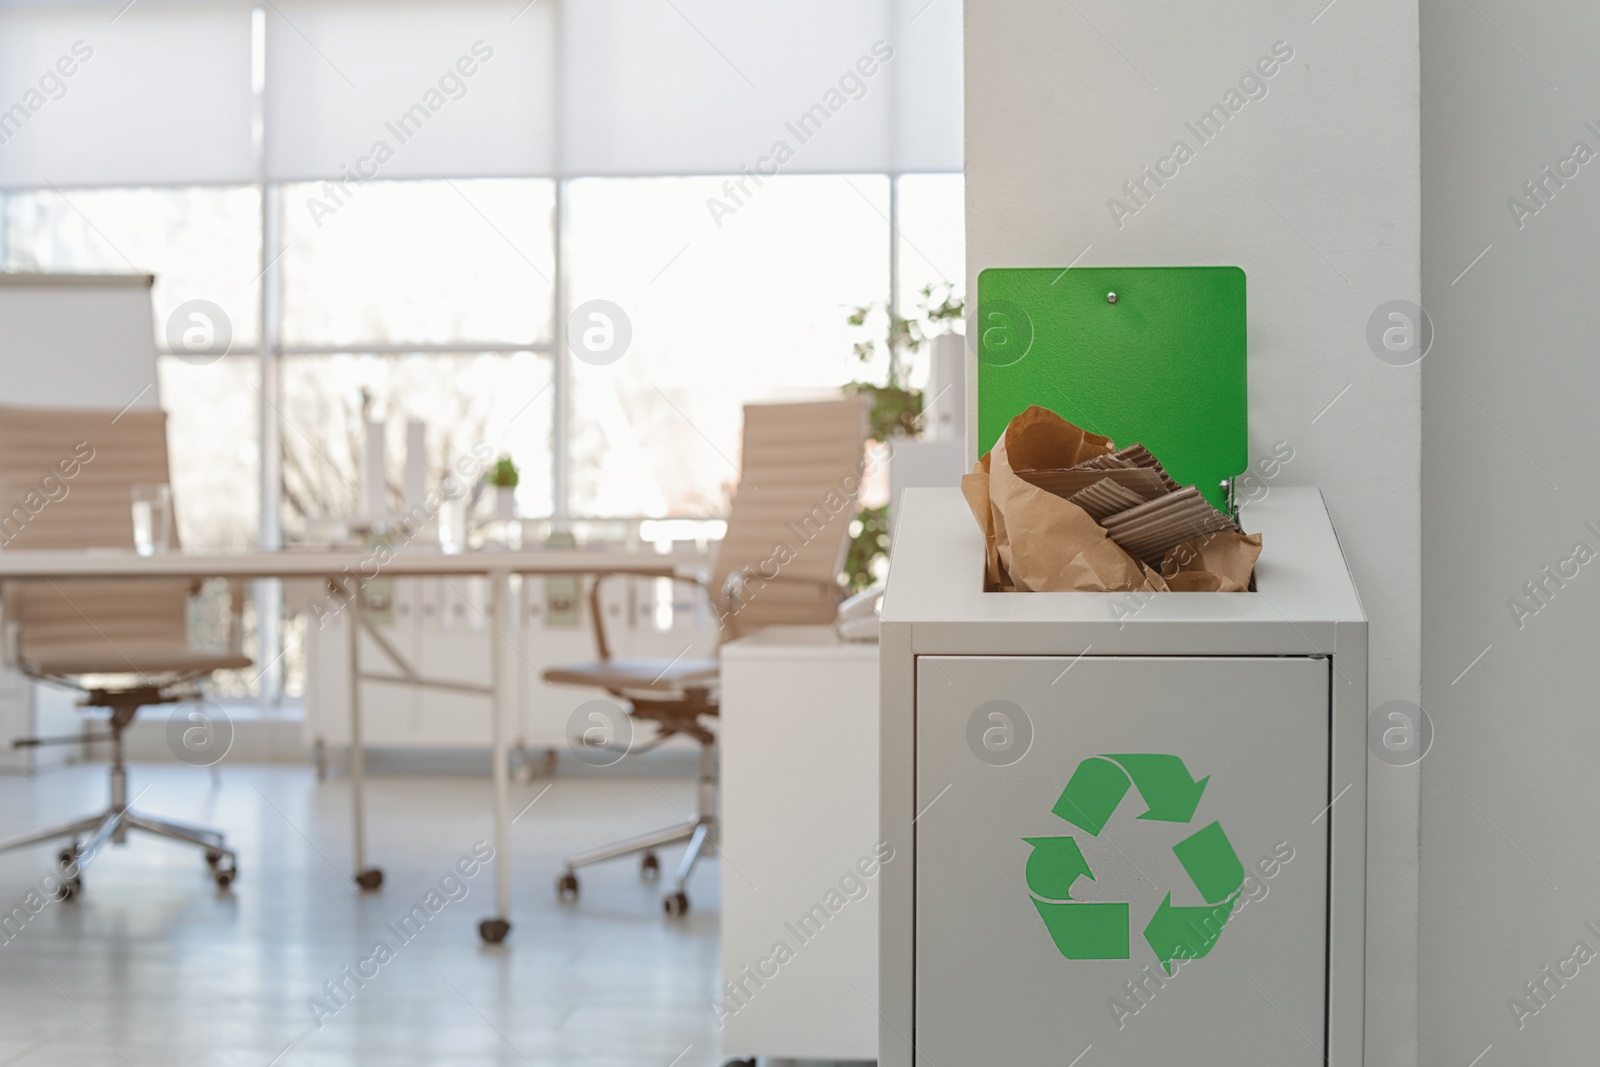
[976,266,1247,511]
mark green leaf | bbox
[842,503,891,592]
[488,456,519,488]
[843,381,924,442]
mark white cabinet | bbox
[0,668,77,774]
[718,625,880,1063]
[880,487,1368,1067]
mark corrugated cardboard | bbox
[962,406,1257,593]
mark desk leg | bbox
[478,569,514,945]
[347,597,383,892]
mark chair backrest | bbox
[0,405,191,669]
[710,396,867,638]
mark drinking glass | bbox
[131,484,172,556]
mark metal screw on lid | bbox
[1107,292,1118,304]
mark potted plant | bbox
[841,282,964,589]
[843,281,963,441]
[488,456,519,519]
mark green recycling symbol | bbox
[1025,754,1244,975]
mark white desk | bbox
[0,547,675,943]
[719,625,880,1062]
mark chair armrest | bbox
[721,569,843,604]
[583,570,707,662]
[718,570,844,636]
[580,567,844,657]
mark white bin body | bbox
[879,487,1368,1067]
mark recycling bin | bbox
[877,485,1367,1067]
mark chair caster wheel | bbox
[478,918,511,944]
[205,849,224,869]
[556,871,580,902]
[214,866,237,889]
[54,847,82,900]
[663,891,690,917]
[641,852,660,880]
[355,868,384,891]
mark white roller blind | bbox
[0,2,256,189]
[564,0,888,175]
[0,0,958,189]
[563,0,961,175]
[264,0,556,182]
[891,0,964,173]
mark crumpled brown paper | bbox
[965,406,1259,593]
[1160,530,1263,592]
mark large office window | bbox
[0,176,963,516]
[277,179,558,533]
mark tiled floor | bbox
[0,763,735,1066]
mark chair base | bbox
[557,814,716,916]
[555,708,720,916]
[556,733,719,915]
[0,806,238,890]
[2,687,239,891]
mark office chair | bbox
[0,405,251,894]
[545,396,866,916]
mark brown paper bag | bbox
[981,408,1162,593]
[961,455,1013,591]
[1003,404,1115,471]
[962,406,1258,593]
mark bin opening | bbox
[963,406,1261,593]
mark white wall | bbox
[1419,2,1600,1064]
[963,2,1421,1063]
